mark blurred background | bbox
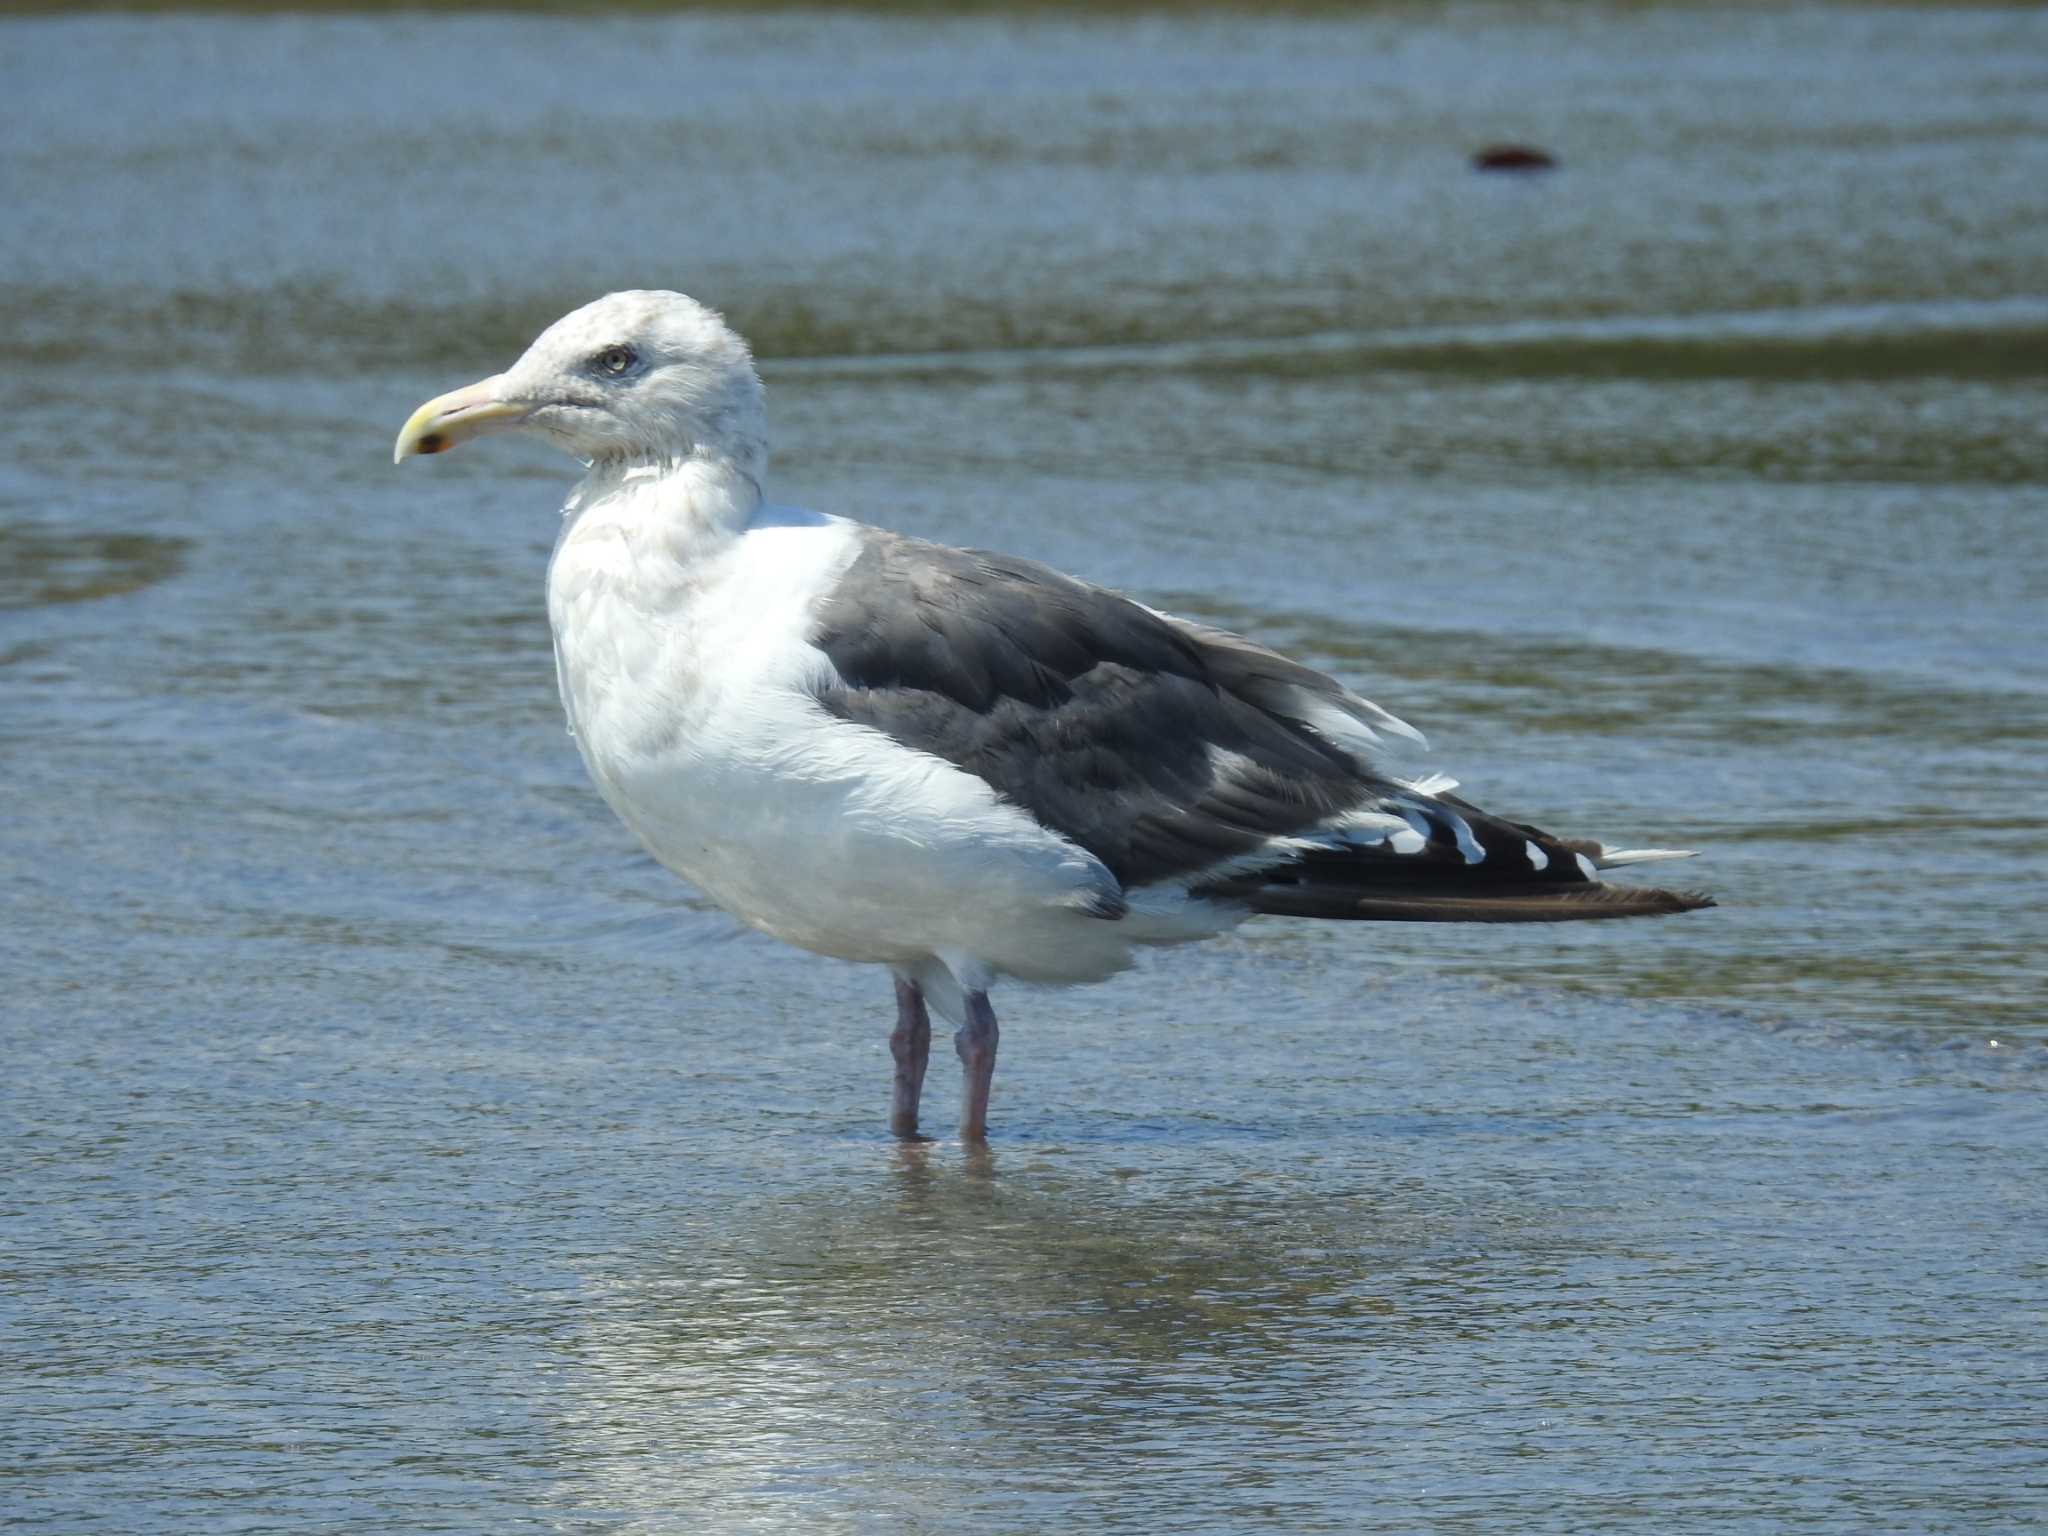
[4,4,2045,1532]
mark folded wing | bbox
[807,531,1710,921]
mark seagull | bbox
[395,290,1711,1142]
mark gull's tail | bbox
[1246,880,1713,923]
[1202,790,1715,923]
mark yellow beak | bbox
[392,374,529,464]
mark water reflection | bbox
[552,1145,1553,1524]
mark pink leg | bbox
[954,990,1000,1142]
[889,976,931,1139]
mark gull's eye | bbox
[594,344,637,376]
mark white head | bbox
[394,290,767,478]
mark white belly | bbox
[545,499,1134,980]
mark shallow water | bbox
[3,6,2046,1531]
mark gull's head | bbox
[393,290,766,471]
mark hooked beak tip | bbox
[393,375,527,465]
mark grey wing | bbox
[804,531,1714,920]
[805,532,1413,888]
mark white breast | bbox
[545,484,1129,979]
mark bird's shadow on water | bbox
[582,1132,1564,1372]
[548,1134,1584,1522]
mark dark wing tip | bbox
[1249,881,1716,923]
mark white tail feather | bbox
[1594,845,1697,868]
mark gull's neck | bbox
[563,442,767,552]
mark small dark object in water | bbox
[1472,144,1557,173]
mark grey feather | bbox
[808,531,1382,888]
[807,530,1711,923]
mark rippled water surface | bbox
[4,6,2046,1531]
